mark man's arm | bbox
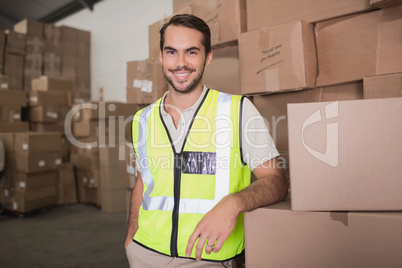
[125,171,143,248]
[186,157,288,261]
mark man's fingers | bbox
[212,238,224,253]
[186,230,200,258]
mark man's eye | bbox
[188,51,197,55]
[166,51,175,55]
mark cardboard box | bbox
[203,44,241,95]
[14,132,62,152]
[0,122,29,133]
[72,101,126,121]
[364,73,402,99]
[245,201,402,268]
[0,46,3,74]
[0,90,26,106]
[7,170,58,191]
[246,0,373,31]
[43,24,62,50]
[376,19,402,75]
[31,123,65,133]
[288,98,402,211]
[101,188,126,213]
[31,76,75,92]
[191,0,246,46]
[0,106,21,122]
[100,166,123,190]
[126,58,168,104]
[315,6,402,87]
[28,106,62,123]
[13,19,43,37]
[43,51,62,77]
[173,0,194,12]
[119,142,137,189]
[239,21,317,94]
[4,53,24,90]
[253,82,363,151]
[99,145,120,168]
[7,151,62,173]
[70,152,99,170]
[76,168,100,189]
[28,91,70,107]
[148,6,192,58]
[0,133,15,152]
[370,0,402,8]
[2,186,57,213]
[5,30,26,54]
[56,163,77,204]
[0,75,9,90]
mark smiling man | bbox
[125,14,288,268]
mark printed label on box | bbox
[22,143,29,150]
[30,96,38,103]
[19,182,26,188]
[133,79,143,88]
[1,83,7,89]
[55,159,62,165]
[39,160,46,167]
[141,80,153,93]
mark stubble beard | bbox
[162,62,206,94]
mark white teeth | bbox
[174,73,190,77]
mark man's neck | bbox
[165,85,204,113]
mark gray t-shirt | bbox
[137,86,279,172]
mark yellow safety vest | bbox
[132,89,251,261]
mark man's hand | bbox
[186,195,239,261]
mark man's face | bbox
[159,25,212,94]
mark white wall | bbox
[56,0,173,102]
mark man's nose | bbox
[176,53,187,67]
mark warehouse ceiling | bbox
[0,0,103,30]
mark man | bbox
[125,14,288,267]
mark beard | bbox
[162,62,206,94]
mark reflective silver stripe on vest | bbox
[139,93,232,214]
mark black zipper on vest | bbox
[159,89,210,257]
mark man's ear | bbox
[159,50,163,63]
[206,50,213,66]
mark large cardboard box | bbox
[173,0,194,12]
[239,21,317,95]
[0,90,26,106]
[13,19,43,37]
[76,168,100,189]
[28,106,63,123]
[288,98,402,211]
[0,105,21,122]
[31,76,75,92]
[254,82,363,151]
[0,122,30,133]
[28,91,70,107]
[43,23,62,50]
[4,53,24,90]
[0,133,16,152]
[203,44,241,95]
[364,72,402,99]
[7,151,62,173]
[100,166,122,190]
[315,6,402,87]
[56,163,77,204]
[99,145,120,168]
[13,132,62,152]
[5,30,26,55]
[70,152,99,170]
[1,187,57,213]
[148,6,192,58]
[370,0,402,8]
[101,188,126,213]
[246,0,373,31]
[126,58,168,104]
[191,0,246,46]
[7,170,58,191]
[245,201,402,268]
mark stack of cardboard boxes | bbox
[3,30,25,91]
[0,90,29,132]
[0,132,62,213]
[14,19,44,91]
[225,0,402,267]
[43,23,62,77]
[69,101,143,213]
[61,26,91,102]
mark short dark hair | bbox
[159,14,211,56]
